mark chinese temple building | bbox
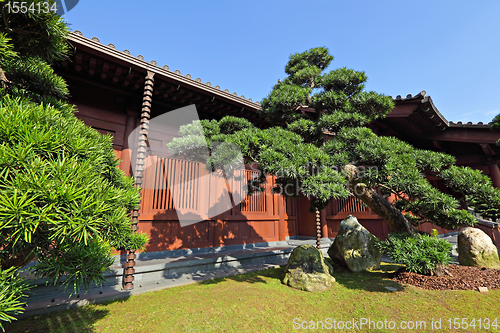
[54,32,500,279]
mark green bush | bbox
[0,267,30,331]
[377,233,452,275]
[0,4,148,327]
[0,95,148,323]
[0,95,148,279]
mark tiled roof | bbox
[71,30,260,107]
[392,91,491,128]
[391,90,448,130]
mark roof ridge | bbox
[391,90,427,101]
[448,120,491,127]
[71,30,260,106]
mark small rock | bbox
[433,264,453,277]
[385,286,398,291]
[478,287,488,293]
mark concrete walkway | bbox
[441,232,459,263]
[17,234,459,319]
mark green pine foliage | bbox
[377,233,452,275]
[0,1,70,62]
[491,113,500,146]
[440,166,500,221]
[0,267,29,329]
[0,33,16,61]
[491,113,500,132]
[2,56,69,102]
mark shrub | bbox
[377,233,452,275]
[0,95,149,276]
[0,267,30,331]
[0,5,148,326]
[0,96,148,323]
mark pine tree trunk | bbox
[344,164,417,234]
[1,251,36,270]
[0,67,9,90]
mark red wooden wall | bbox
[137,153,301,252]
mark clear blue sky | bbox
[64,0,500,123]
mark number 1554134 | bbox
[5,2,58,15]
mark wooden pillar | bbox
[320,208,328,239]
[265,175,274,219]
[124,70,155,291]
[488,162,500,189]
[119,110,140,177]
[278,195,286,241]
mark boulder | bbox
[458,227,500,269]
[282,245,335,292]
[328,215,382,272]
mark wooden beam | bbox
[432,140,444,150]
[54,70,143,97]
[125,68,134,80]
[481,143,497,161]
[426,129,499,144]
[114,66,122,77]
[387,103,419,117]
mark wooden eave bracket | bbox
[480,143,497,160]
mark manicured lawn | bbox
[5,262,500,332]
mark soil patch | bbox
[393,264,500,291]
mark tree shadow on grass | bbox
[4,297,131,333]
[198,266,286,285]
[327,259,406,293]
[197,260,407,294]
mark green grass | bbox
[5,262,500,333]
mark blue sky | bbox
[64,0,500,123]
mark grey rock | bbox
[328,215,382,272]
[458,227,500,269]
[282,245,335,292]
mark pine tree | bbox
[169,47,500,236]
[491,113,500,143]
